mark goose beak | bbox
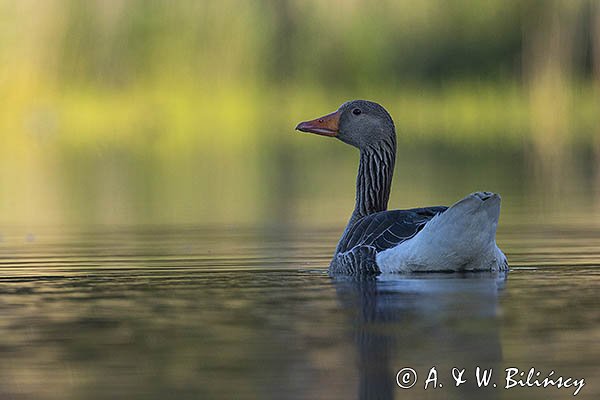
[295,110,340,137]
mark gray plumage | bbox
[296,99,506,276]
[323,100,447,275]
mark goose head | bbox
[295,100,396,150]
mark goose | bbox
[295,100,508,275]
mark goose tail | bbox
[377,192,507,272]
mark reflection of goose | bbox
[333,272,506,400]
[296,100,508,275]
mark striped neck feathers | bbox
[350,139,396,224]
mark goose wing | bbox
[338,206,448,253]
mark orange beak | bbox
[295,110,340,137]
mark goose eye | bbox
[352,108,362,116]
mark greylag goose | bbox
[296,100,508,275]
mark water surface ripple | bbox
[0,223,598,399]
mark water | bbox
[0,221,599,400]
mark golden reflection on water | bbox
[1,137,599,227]
[0,221,599,400]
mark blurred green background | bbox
[1,0,599,228]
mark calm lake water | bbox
[0,217,599,399]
